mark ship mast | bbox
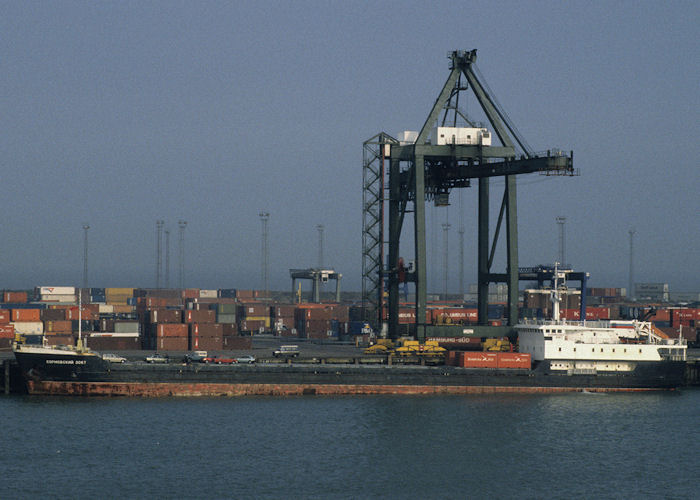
[551,262,563,323]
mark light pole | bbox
[178,220,187,289]
[82,224,90,291]
[259,212,270,297]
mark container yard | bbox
[1,284,698,395]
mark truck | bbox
[273,345,300,358]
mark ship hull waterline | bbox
[15,358,686,396]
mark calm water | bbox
[1,390,698,499]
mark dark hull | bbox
[14,354,687,396]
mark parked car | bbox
[235,355,256,364]
[183,351,208,363]
[203,355,235,364]
[145,353,169,364]
[102,353,127,363]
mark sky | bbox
[1,1,698,294]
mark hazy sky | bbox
[2,1,698,293]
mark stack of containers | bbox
[214,301,238,325]
[0,309,14,348]
[237,303,270,333]
[295,305,336,339]
[271,305,296,335]
[447,351,531,369]
[12,308,46,342]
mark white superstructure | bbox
[515,264,686,373]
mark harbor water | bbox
[1,390,698,499]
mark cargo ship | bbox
[11,269,688,396]
[12,328,687,396]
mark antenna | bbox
[259,212,270,296]
[629,228,636,300]
[178,220,187,289]
[556,216,566,267]
[82,224,89,290]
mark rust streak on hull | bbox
[26,380,667,397]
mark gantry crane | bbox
[362,49,577,340]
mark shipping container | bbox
[0,310,10,323]
[496,352,531,369]
[114,321,140,334]
[12,309,41,322]
[222,336,252,349]
[44,320,72,334]
[189,323,224,338]
[218,288,237,299]
[38,286,75,296]
[199,289,217,299]
[216,313,237,324]
[86,334,141,351]
[12,321,44,335]
[190,335,223,351]
[0,324,15,338]
[149,309,183,324]
[45,334,75,346]
[183,309,216,324]
[156,323,188,338]
[4,291,28,303]
[157,336,189,351]
[460,352,498,368]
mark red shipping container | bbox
[158,336,189,351]
[460,352,498,368]
[157,323,188,338]
[182,289,200,299]
[149,309,183,324]
[239,319,267,332]
[239,303,270,318]
[65,307,99,321]
[0,324,15,338]
[221,323,238,336]
[4,291,28,303]
[44,320,73,334]
[222,336,253,349]
[44,334,75,346]
[585,307,610,320]
[183,309,216,324]
[190,335,223,351]
[42,308,67,321]
[12,309,41,322]
[496,352,531,369]
[273,305,298,318]
[0,310,10,323]
[189,323,224,338]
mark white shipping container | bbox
[200,289,218,299]
[12,321,44,335]
[98,304,115,314]
[39,286,76,296]
[114,322,140,334]
[40,294,76,303]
